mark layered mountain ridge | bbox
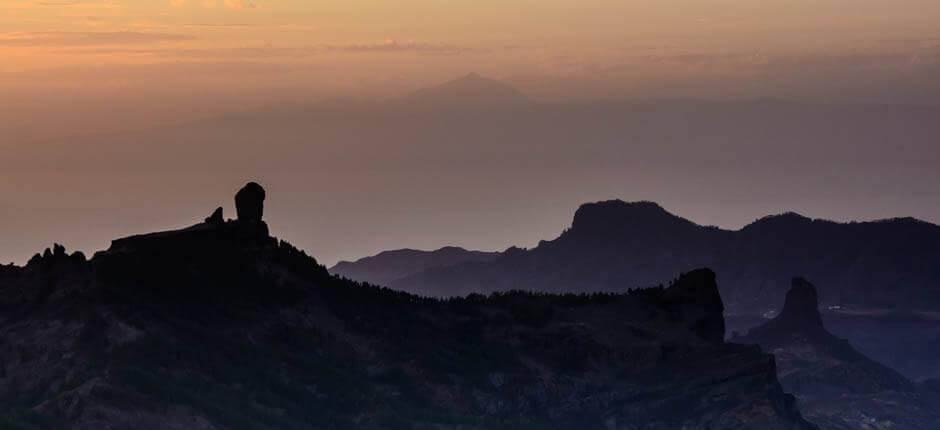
[331,247,500,287]
[337,200,940,313]
[0,184,817,429]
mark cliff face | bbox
[734,279,940,429]
[0,186,817,430]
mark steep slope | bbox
[733,279,940,429]
[381,200,940,313]
[329,247,500,286]
[0,185,817,429]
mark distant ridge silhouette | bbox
[330,246,499,286]
[339,199,940,312]
[401,73,532,107]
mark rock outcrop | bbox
[204,207,224,225]
[660,269,726,343]
[234,182,265,223]
[777,277,824,327]
[734,278,940,429]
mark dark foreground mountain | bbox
[733,279,940,429]
[330,247,500,286]
[0,184,816,429]
[358,200,940,313]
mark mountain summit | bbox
[0,184,817,429]
[402,73,532,107]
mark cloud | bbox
[7,0,120,9]
[322,40,475,55]
[223,0,254,9]
[0,31,194,47]
[37,40,478,58]
[170,0,255,9]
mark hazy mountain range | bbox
[332,199,940,313]
[330,246,500,286]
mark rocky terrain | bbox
[0,184,817,429]
[733,279,940,429]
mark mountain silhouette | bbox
[401,73,532,107]
[330,246,500,286]
[345,200,940,313]
[0,184,817,429]
[734,278,940,429]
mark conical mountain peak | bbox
[402,73,531,106]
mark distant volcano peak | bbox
[402,73,531,107]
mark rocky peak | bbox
[778,277,823,327]
[660,268,726,343]
[569,200,695,239]
[102,183,271,258]
[26,243,86,268]
[235,182,266,223]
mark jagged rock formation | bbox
[205,207,224,225]
[0,187,817,429]
[734,278,940,429]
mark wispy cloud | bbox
[170,0,256,9]
[0,31,194,47]
[37,40,478,58]
[323,40,474,55]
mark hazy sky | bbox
[2,1,940,266]
[4,0,940,98]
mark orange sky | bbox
[3,0,939,94]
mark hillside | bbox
[733,278,940,429]
[0,184,816,429]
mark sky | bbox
[2,0,940,266]
[4,0,940,99]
